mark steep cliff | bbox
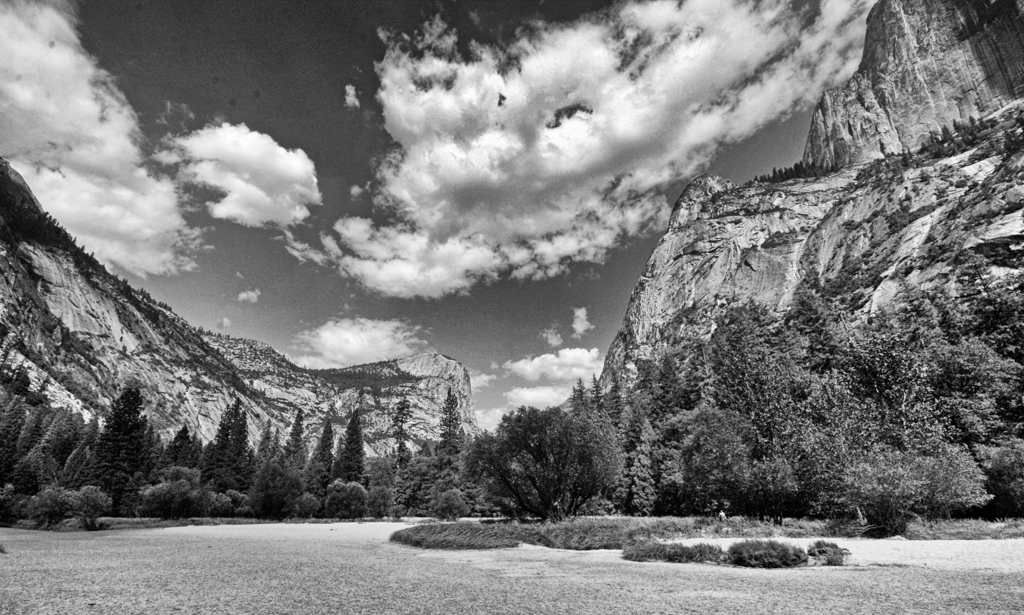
[607,122,1024,386]
[804,0,1024,168]
[0,158,476,451]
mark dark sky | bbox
[3,0,865,426]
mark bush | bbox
[249,460,303,520]
[74,486,111,531]
[367,486,393,519]
[292,493,320,519]
[324,481,367,519]
[431,488,469,521]
[622,541,724,564]
[207,492,234,517]
[139,469,208,520]
[979,439,1024,517]
[807,539,848,566]
[727,539,808,568]
[26,487,77,528]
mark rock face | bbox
[0,158,476,451]
[205,333,477,455]
[804,0,1024,168]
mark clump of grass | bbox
[622,541,724,564]
[390,523,527,549]
[807,540,849,566]
[727,539,808,568]
[905,519,1024,540]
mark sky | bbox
[0,0,871,429]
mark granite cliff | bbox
[0,158,475,451]
[603,0,1024,387]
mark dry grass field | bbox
[2,523,1023,614]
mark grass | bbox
[727,539,809,568]
[905,519,1024,540]
[0,543,6,554]
[622,541,724,563]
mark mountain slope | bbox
[603,0,1024,386]
[0,158,475,450]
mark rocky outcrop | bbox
[0,158,476,452]
[206,333,477,455]
[804,0,1024,168]
[604,112,1024,387]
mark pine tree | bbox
[437,388,463,459]
[614,406,657,516]
[589,375,603,417]
[570,379,588,414]
[95,387,148,513]
[283,408,307,471]
[304,419,335,498]
[336,409,365,483]
[392,398,412,468]
[164,424,197,468]
[602,379,624,431]
[0,401,26,484]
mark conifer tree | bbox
[614,406,657,516]
[336,409,365,483]
[95,387,148,513]
[283,408,307,471]
[602,379,624,431]
[392,398,412,468]
[60,418,99,488]
[437,388,463,459]
[164,424,197,468]
[203,400,252,491]
[589,375,603,417]
[0,401,26,484]
[570,379,588,414]
[304,419,335,498]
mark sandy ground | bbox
[2,523,1023,615]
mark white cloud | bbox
[0,1,199,276]
[290,317,427,369]
[350,184,364,199]
[217,317,232,328]
[475,407,509,431]
[345,84,360,108]
[237,289,261,303]
[470,371,497,391]
[308,0,870,297]
[571,307,593,338]
[504,384,574,409]
[166,122,322,228]
[540,326,563,347]
[503,347,602,382]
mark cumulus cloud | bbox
[0,0,199,276]
[475,407,509,431]
[164,122,322,228]
[306,0,870,297]
[350,184,364,199]
[290,317,427,369]
[503,347,602,382]
[571,307,593,338]
[504,384,575,409]
[345,84,360,108]
[470,371,497,391]
[540,326,563,347]
[237,289,261,303]
[217,317,232,328]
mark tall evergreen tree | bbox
[570,379,588,414]
[437,388,463,459]
[95,387,148,513]
[392,398,412,468]
[283,408,308,471]
[304,419,335,497]
[614,406,657,516]
[336,409,365,482]
[164,424,198,468]
[0,401,26,484]
[203,400,252,492]
[602,379,624,431]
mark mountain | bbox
[602,0,1024,386]
[0,158,475,449]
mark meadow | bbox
[2,522,1023,614]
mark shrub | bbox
[74,486,111,531]
[391,522,523,549]
[225,490,249,517]
[291,493,320,519]
[622,541,724,564]
[807,540,848,566]
[324,481,367,519]
[139,470,208,520]
[727,539,808,568]
[207,492,234,517]
[26,487,77,528]
[367,486,393,519]
[979,439,1024,517]
[431,488,469,521]
[249,460,303,520]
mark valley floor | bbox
[1,523,1023,614]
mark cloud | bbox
[571,307,594,338]
[237,289,261,303]
[307,0,870,297]
[350,184,364,199]
[504,384,574,409]
[345,84,360,108]
[217,317,232,328]
[540,326,563,347]
[165,122,322,228]
[470,371,497,391]
[290,317,428,369]
[503,347,602,382]
[0,1,199,276]
[475,407,509,431]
